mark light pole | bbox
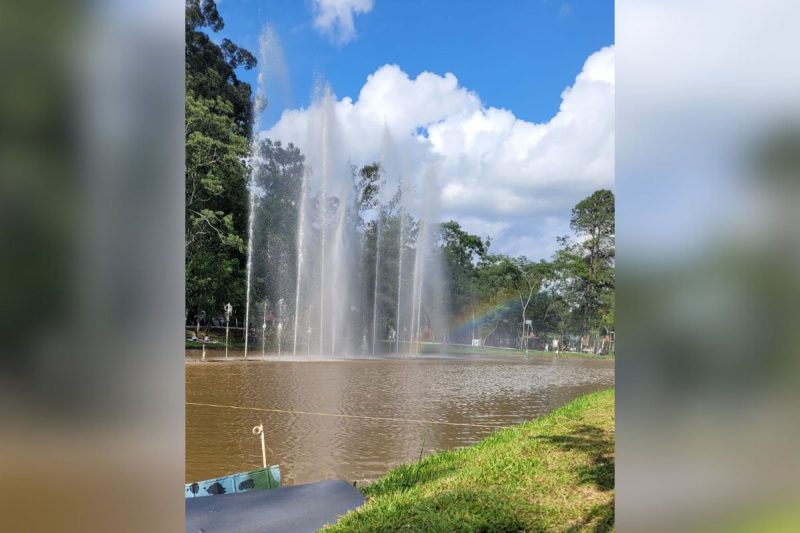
[524,319,532,355]
[277,298,285,356]
[262,299,268,358]
[224,302,233,360]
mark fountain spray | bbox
[243,27,271,360]
[395,185,405,354]
[292,169,307,356]
[371,211,382,356]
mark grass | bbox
[419,342,614,360]
[185,339,245,350]
[324,388,615,532]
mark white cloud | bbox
[311,0,374,44]
[263,46,615,259]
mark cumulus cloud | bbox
[311,0,374,44]
[263,46,615,259]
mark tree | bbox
[250,139,305,323]
[185,94,249,329]
[185,0,257,329]
[508,258,551,350]
[555,189,615,349]
[186,0,256,132]
[571,189,615,285]
[439,221,489,327]
[473,255,517,346]
[353,162,383,218]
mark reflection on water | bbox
[186,351,614,485]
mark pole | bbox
[472,310,475,344]
[524,319,531,355]
[262,300,267,358]
[252,423,267,469]
[224,303,233,360]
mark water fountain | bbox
[243,27,272,360]
[276,298,285,355]
[242,27,447,359]
[370,208,382,356]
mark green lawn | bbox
[419,342,614,360]
[325,388,615,532]
[185,340,243,350]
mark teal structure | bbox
[185,465,281,498]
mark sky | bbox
[213,0,615,260]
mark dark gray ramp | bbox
[185,479,365,532]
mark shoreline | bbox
[184,342,614,361]
[325,388,615,531]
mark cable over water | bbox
[186,401,510,430]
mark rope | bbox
[186,401,509,430]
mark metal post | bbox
[224,302,233,360]
[525,319,532,355]
[262,299,268,358]
[252,423,267,469]
[471,310,475,344]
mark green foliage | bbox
[185,0,256,132]
[362,182,421,338]
[555,189,615,337]
[250,140,305,312]
[353,163,383,216]
[185,0,255,326]
[433,190,614,351]
[439,220,489,318]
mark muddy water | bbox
[186,352,614,485]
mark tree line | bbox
[440,189,614,353]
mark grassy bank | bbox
[185,340,244,350]
[419,342,614,360]
[326,388,615,532]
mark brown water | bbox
[186,351,614,485]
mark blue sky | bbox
[211,0,614,259]
[216,0,613,129]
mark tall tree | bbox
[185,0,257,328]
[186,0,256,131]
[353,163,383,218]
[555,189,615,345]
[509,258,550,350]
[439,221,489,326]
[249,139,305,326]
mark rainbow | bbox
[448,292,521,338]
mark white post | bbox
[224,303,233,360]
[262,300,268,358]
[225,320,228,360]
[202,344,206,361]
[252,423,267,469]
[525,319,532,355]
[471,310,475,343]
